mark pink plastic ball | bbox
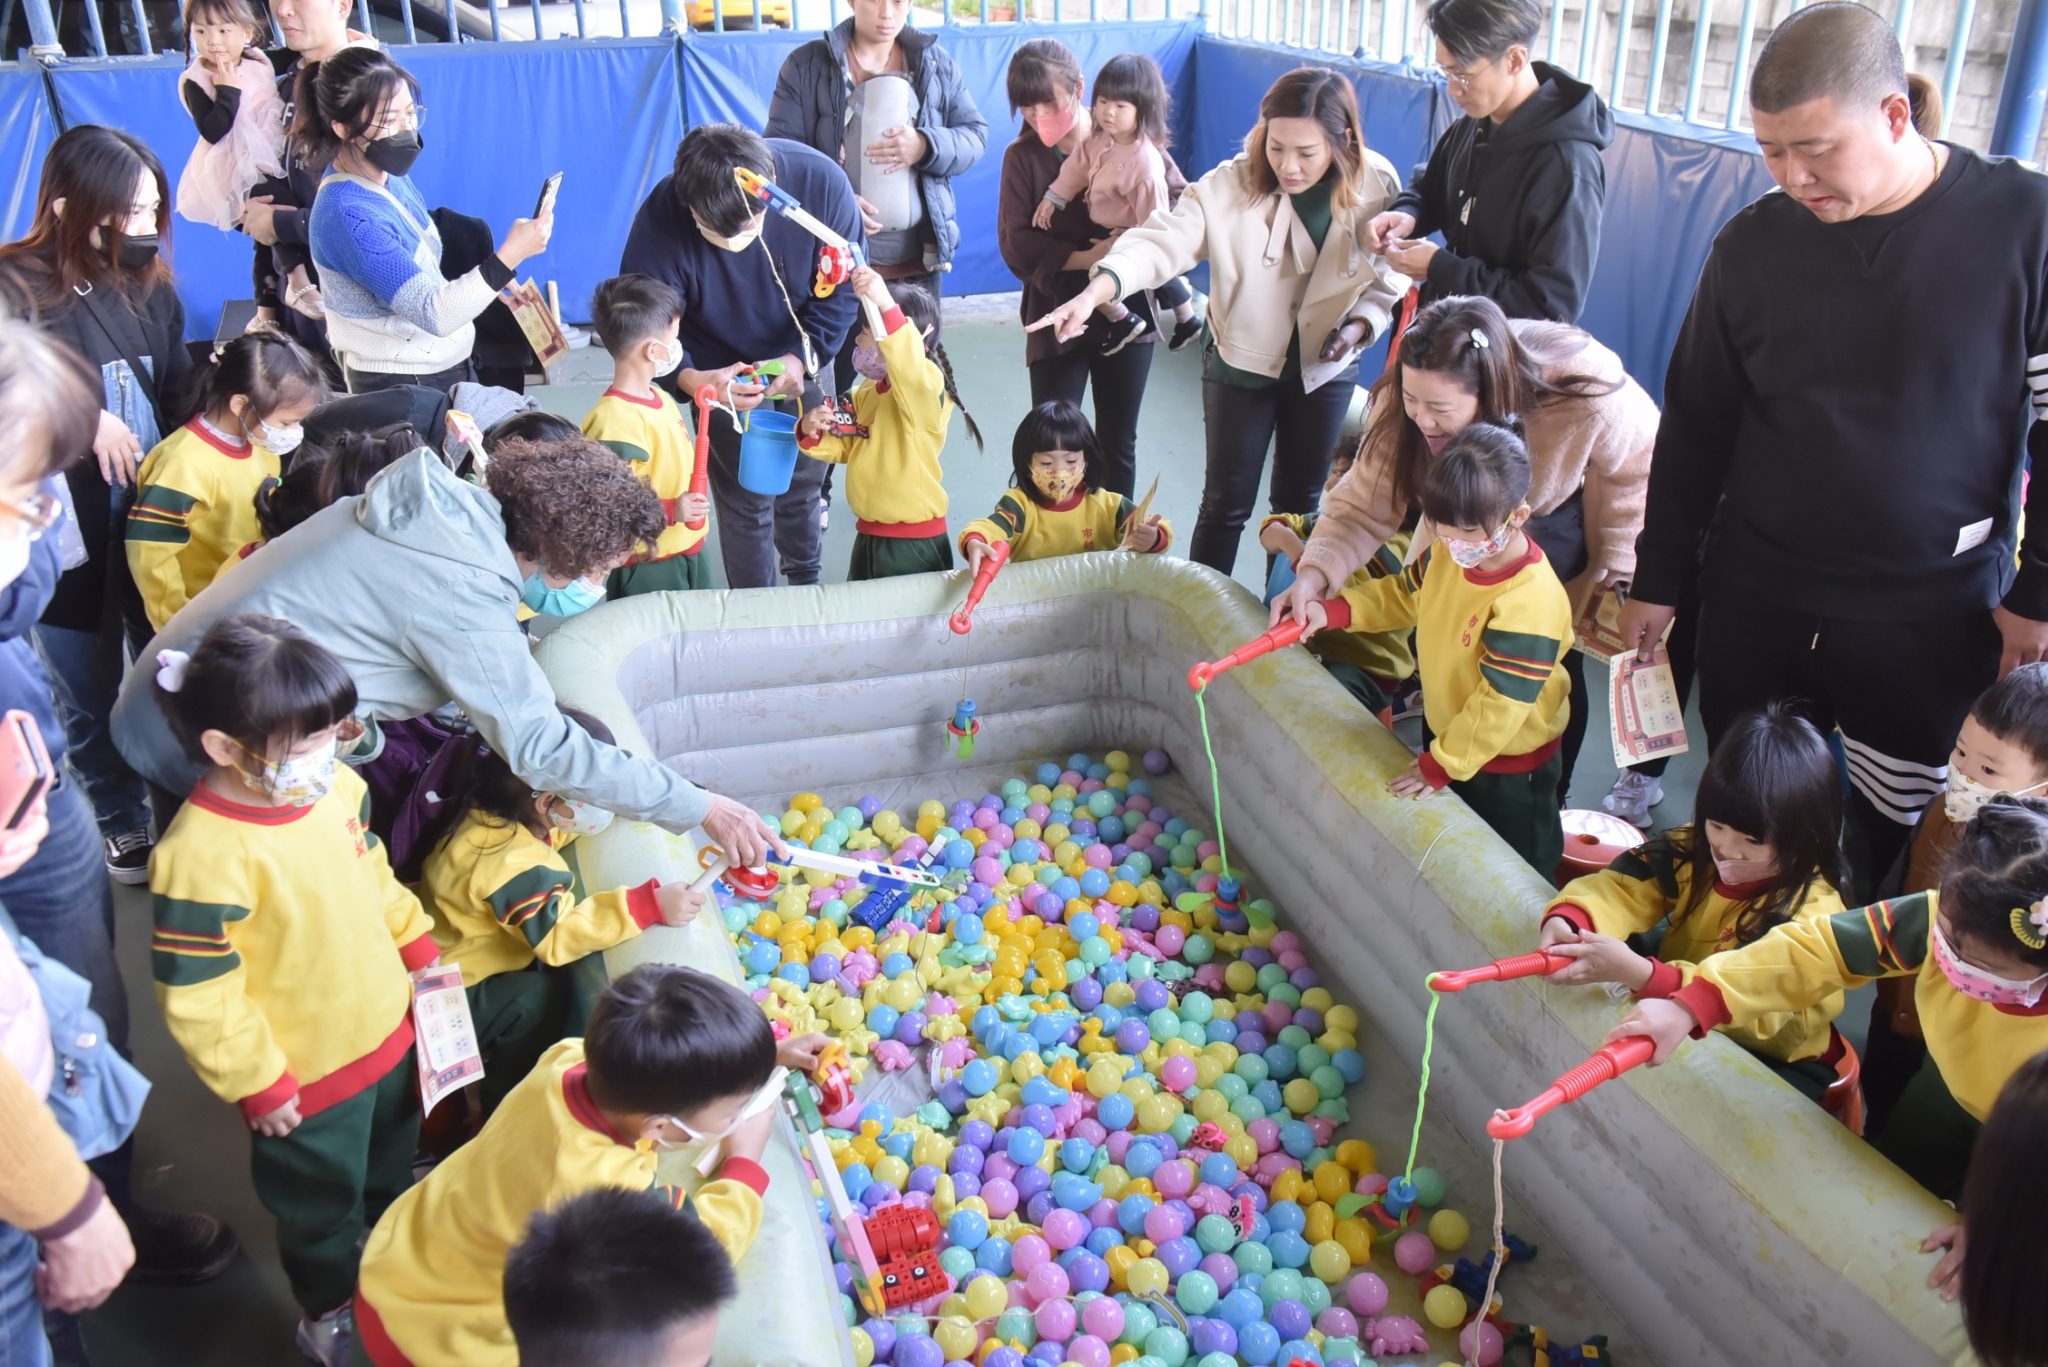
[1074,1118,1108,1146]
[1278,951,1308,973]
[1066,1333,1112,1367]
[1025,1260,1070,1306]
[1200,1252,1238,1292]
[1155,924,1187,956]
[1460,1321,1505,1366]
[1317,1308,1359,1339]
[1011,1234,1051,1277]
[1154,1161,1196,1199]
[1143,1206,1187,1245]
[1033,1296,1077,1342]
[1394,1230,1436,1274]
[1193,965,1229,992]
[980,1178,1019,1219]
[1160,1057,1197,1093]
[1080,1296,1125,1342]
[1105,1133,1134,1163]
[1195,872,1219,893]
[1083,844,1114,870]
[1247,1119,1281,1154]
[1088,1199,1120,1228]
[985,1154,1019,1183]
[1261,1002,1294,1033]
[1197,840,1220,861]
[1269,931,1301,954]
[972,857,1005,886]
[973,808,998,830]
[1043,1208,1088,1250]
[1347,1272,1390,1316]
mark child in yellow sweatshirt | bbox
[797,267,983,580]
[961,400,1170,574]
[354,965,827,1367]
[1613,796,2048,1203]
[1539,705,1853,1097]
[149,614,439,1360]
[1300,422,1572,873]
[582,274,712,596]
[414,705,704,1110]
[127,330,326,629]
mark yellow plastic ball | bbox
[851,1326,874,1367]
[1190,1090,1229,1123]
[963,1274,1008,1320]
[778,809,806,837]
[792,792,825,813]
[1136,1095,1177,1133]
[1103,981,1138,1008]
[1109,1348,1140,1365]
[1423,1284,1468,1329]
[828,998,865,1031]
[934,1317,978,1361]
[1224,961,1259,994]
[1300,986,1334,1013]
[1106,749,1131,772]
[1095,1163,1129,1198]
[872,1155,910,1190]
[917,799,944,821]
[1312,1162,1352,1205]
[1333,1217,1373,1264]
[1043,823,1070,846]
[917,813,942,839]
[1127,1257,1170,1297]
[1308,1238,1352,1284]
[885,977,922,1012]
[1193,1057,1227,1090]
[872,809,903,839]
[963,828,988,849]
[1324,1004,1359,1034]
[1282,1078,1320,1115]
[1429,1208,1471,1252]
[1227,1134,1259,1169]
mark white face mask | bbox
[547,797,615,838]
[247,412,304,456]
[652,338,685,377]
[1945,768,2048,825]
[700,217,763,253]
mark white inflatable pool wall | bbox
[534,555,1968,1367]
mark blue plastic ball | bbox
[1006,1128,1046,1165]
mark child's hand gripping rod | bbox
[1187,620,1306,691]
[733,167,866,296]
[1428,951,1574,993]
[686,385,717,531]
[950,539,1012,635]
[688,832,946,899]
[1486,1036,1656,1140]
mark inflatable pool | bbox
[534,555,1966,1367]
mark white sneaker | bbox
[295,1305,355,1366]
[1603,770,1664,828]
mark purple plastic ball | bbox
[1070,978,1103,1011]
[1115,1020,1151,1053]
[907,1165,941,1195]
[1157,1236,1201,1277]
[858,795,884,819]
[951,1173,981,1200]
[1200,1252,1239,1292]
[1144,749,1170,775]
[895,1335,944,1367]
[894,1012,928,1046]
[1024,1193,1054,1226]
[1190,1319,1237,1357]
[1014,1165,1051,1200]
[951,1146,985,1176]
[862,1319,897,1360]
[1134,979,1171,1012]
[1270,1298,1312,1340]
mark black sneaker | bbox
[104,829,151,886]
[126,1209,241,1286]
[1168,313,1205,351]
[1100,311,1149,357]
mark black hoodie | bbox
[1392,63,1613,323]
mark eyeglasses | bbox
[0,492,64,545]
[368,105,425,138]
[1430,57,1494,91]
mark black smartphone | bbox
[534,172,564,219]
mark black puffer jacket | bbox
[765,21,988,271]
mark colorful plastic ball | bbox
[1143,1205,1187,1245]
[933,1317,979,1361]
[850,1325,874,1367]
[1194,1213,1238,1255]
[1174,1268,1220,1316]
[1156,1236,1201,1277]
[1096,1093,1136,1131]
[1080,1294,1124,1342]
[1142,1327,1190,1367]
[980,1178,1019,1220]
[1127,1257,1170,1297]
[1423,1283,1468,1329]
[1460,1320,1506,1366]
[1040,1207,1085,1251]
[1007,1129,1047,1165]
[1428,1208,1471,1251]
[993,1308,1034,1346]
[1066,1249,1111,1294]
[1345,1271,1389,1317]
[1308,1238,1352,1284]
[1119,1301,1158,1346]
[1235,1320,1281,1366]
[1160,1055,1198,1093]
[1233,1240,1274,1277]
[1143,750,1171,775]
[1034,1297,1077,1342]
[938,1245,977,1282]
[894,1336,944,1367]
[962,1273,1008,1320]
[1411,1166,1446,1207]
[1270,1298,1312,1340]
[1393,1230,1436,1274]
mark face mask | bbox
[701,218,763,253]
[1930,919,2048,1008]
[247,413,304,457]
[1944,769,2048,825]
[110,234,160,271]
[520,571,605,618]
[1033,467,1083,504]
[1441,521,1515,569]
[649,1067,788,1150]
[852,343,889,382]
[230,737,338,806]
[548,797,614,838]
[1033,103,1079,148]
[364,129,423,176]
[1711,852,1777,887]
[652,338,685,378]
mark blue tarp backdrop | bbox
[5,24,1771,399]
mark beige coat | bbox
[1299,320,1659,589]
[1094,152,1410,394]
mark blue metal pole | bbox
[1398,0,1412,60]
[127,0,152,52]
[1379,0,1394,59]
[397,0,418,42]
[528,0,545,37]
[1939,0,1977,137]
[1576,0,1596,83]
[1725,0,1759,127]
[1893,0,1914,39]
[1644,0,1673,115]
[486,0,502,42]
[1545,0,1563,63]
[1607,0,1632,105]
[1682,0,1712,121]
[355,0,371,33]
[81,0,110,56]
[1992,0,2048,156]
[20,0,58,53]
[751,0,762,29]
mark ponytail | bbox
[187,330,326,430]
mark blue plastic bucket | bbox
[736,410,802,495]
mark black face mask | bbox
[364,130,423,177]
[110,234,160,271]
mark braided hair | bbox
[890,282,983,451]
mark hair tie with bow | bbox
[1469,329,1489,350]
[2011,899,2048,950]
[155,649,191,693]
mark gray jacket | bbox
[765,21,987,270]
[110,450,711,830]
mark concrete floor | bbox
[79,316,1709,1364]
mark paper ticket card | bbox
[1610,648,1690,768]
[412,963,483,1117]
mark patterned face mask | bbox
[852,343,889,382]
[1930,919,2048,1008]
[1944,769,2048,825]
[1032,468,1083,504]
[230,736,338,806]
[1440,521,1515,569]
[547,797,614,838]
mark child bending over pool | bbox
[961,401,1169,575]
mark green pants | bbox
[249,1051,418,1315]
[1322,662,1392,713]
[608,551,713,598]
[1870,1055,1981,1201]
[1450,751,1565,877]
[849,531,954,581]
[468,967,571,1112]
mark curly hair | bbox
[484,435,665,580]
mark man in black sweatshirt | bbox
[1369,0,1612,323]
[1619,1,2048,892]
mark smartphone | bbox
[0,710,53,835]
[534,172,564,219]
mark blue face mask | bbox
[521,571,605,617]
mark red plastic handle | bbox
[1187,620,1307,690]
[686,385,716,531]
[949,540,1011,635]
[1429,950,1573,993]
[1487,1036,1656,1140]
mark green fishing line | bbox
[1404,984,1443,1181]
[1193,682,1232,880]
